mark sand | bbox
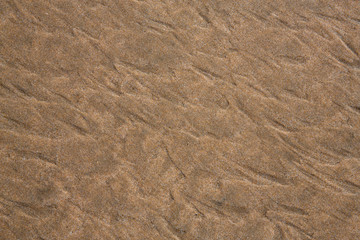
[1,0,360,239]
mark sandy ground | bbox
[1,0,360,239]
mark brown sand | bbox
[1,1,360,239]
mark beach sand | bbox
[1,1,360,239]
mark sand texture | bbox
[1,0,360,239]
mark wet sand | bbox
[1,1,360,239]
